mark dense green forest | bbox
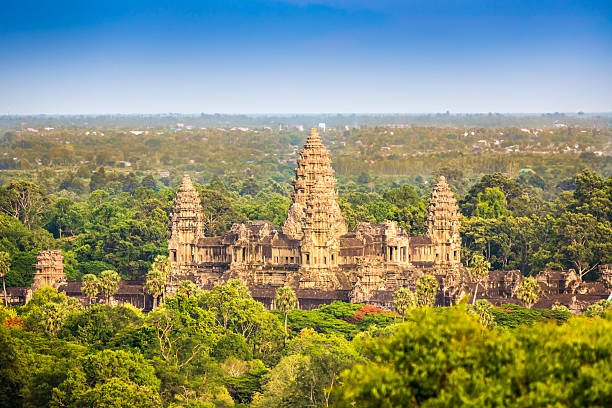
[1,283,611,407]
[0,125,610,285]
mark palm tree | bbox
[393,288,417,323]
[40,302,67,337]
[415,274,439,307]
[150,255,171,303]
[145,269,166,309]
[98,270,120,305]
[81,274,99,308]
[0,252,10,307]
[275,286,297,343]
[516,277,541,309]
[469,254,491,304]
[177,280,198,298]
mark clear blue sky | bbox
[1,0,611,114]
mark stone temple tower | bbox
[282,127,347,241]
[426,176,461,266]
[168,174,204,271]
[31,250,66,292]
[301,180,341,269]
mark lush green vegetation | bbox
[2,285,610,407]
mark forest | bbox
[0,123,611,407]
[1,282,611,407]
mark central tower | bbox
[282,127,347,240]
[283,128,347,287]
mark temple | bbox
[3,128,610,311]
[168,128,464,308]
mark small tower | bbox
[168,174,204,271]
[426,176,461,266]
[32,250,66,291]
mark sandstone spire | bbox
[32,250,66,291]
[168,174,204,269]
[282,128,347,240]
[426,176,461,265]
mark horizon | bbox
[1,0,611,114]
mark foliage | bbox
[516,277,542,308]
[19,286,83,336]
[491,303,571,328]
[275,286,297,336]
[469,254,490,303]
[415,274,438,307]
[177,280,199,298]
[585,299,612,318]
[393,288,417,322]
[335,307,612,407]
[466,299,496,327]
[80,273,99,305]
[98,270,120,305]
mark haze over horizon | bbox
[1,0,611,114]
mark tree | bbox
[80,274,99,308]
[282,331,358,407]
[555,212,607,280]
[144,255,172,309]
[145,269,166,310]
[177,280,198,298]
[0,181,49,230]
[334,307,612,407]
[393,288,417,322]
[466,299,496,327]
[415,274,438,307]
[275,286,297,341]
[0,325,26,407]
[516,277,541,309]
[98,270,120,305]
[474,187,511,218]
[585,299,612,318]
[226,278,252,299]
[469,254,490,304]
[21,287,83,337]
[0,252,9,306]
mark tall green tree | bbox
[145,255,171,309]
[98,270,120,305]
[177,280,198,298]
[80,274,98,308]
[516,277,541,309]
[275,286,298,339]
[469,254,490,304]
[0,252,9,306]
[474,187,511,218]
[145,269,166,310]
[466,299,496,327]
[415,274,438,307]
[0,181,49,230]
[393,288,417,322]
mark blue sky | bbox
[1,0,611,114]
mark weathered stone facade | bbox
[168,128,463,307]
[32,250,66,292]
